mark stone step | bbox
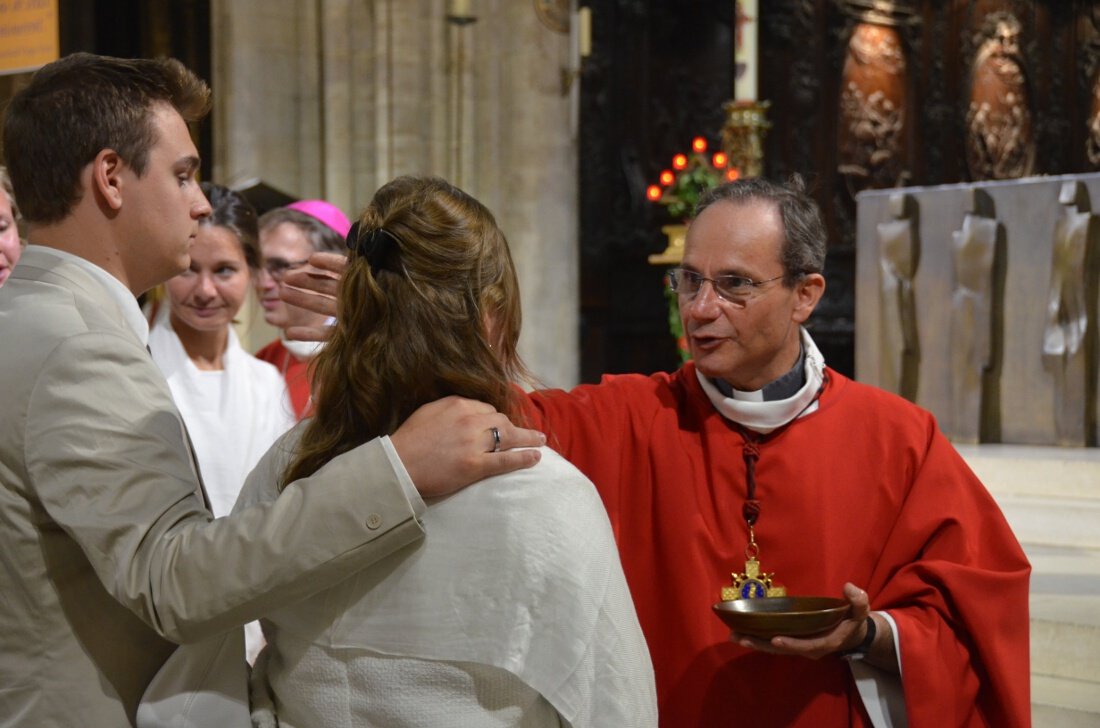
[1032,676,1100,727]
[958,444,1100,500]
[959,445,1100,551]
[1031,591,1100,683]
[956,446,1100,723]
[1028,549,1100,723]
[1028,546,1100,686]
[995,495,1100,550]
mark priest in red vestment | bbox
[254,201,350,418]
[525,176,1031,728]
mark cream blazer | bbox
[0,247,425,727]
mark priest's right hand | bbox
[280,252,348,341]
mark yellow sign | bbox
[0,0,59,76]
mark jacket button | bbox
[366,513,383,530]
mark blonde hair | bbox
[281,176,529,487]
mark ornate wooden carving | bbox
[577,0,1100,385]
[1084,7,1100,168]
[838,22,910,195]
[965,11,1036,180]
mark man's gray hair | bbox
[258,207,346,255]
[694,174,827,285]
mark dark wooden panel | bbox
[580,0,1100,384]
[56,0,212,181]
[579,0,732,381]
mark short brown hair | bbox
[200,182,261,270]
[2,52,211,224]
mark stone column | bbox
[210,0,580,385]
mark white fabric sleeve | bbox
[379,435,426,518]
[850,611,907,728]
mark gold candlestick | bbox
[721,99,771,180]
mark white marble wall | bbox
[211,0,580,387]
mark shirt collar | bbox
[279,332,326,360]
[696,328,826,434]
[713,342,806,402]
[26,244,150,346]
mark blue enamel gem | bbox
[741,580,766,599]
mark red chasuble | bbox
[525,363,1030,728]
[255,339,312,420]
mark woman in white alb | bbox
[236,175,656,727]
[149,183,295,660]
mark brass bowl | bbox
[712,596,851,639]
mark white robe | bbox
[148,315,295,518]
[149,314,296,665]
[236,440,657,728]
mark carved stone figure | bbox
[966,12,1035,180]
[950,190,1001,443]
[838,22,909,196]
[1043,181,1094,446]
[876,192,919,401]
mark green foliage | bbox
[664,280,691,364]
[661,154,724,220]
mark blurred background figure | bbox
[255,200,350,419]
[149,182,295,519]
[0,166,23,287]
[149,182,295,663]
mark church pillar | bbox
[210,0,579,385]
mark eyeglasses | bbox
[668,268,786,303]
[262,257,311,281]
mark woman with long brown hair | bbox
[237,176,655,727]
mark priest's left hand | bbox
[729,582,899,674]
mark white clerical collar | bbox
[696,328,826,434]
[280,332,326,360]
[26,243,150,346]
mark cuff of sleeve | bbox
[848,611,907,728]
[879,611,902,677]
[380,435,426,519]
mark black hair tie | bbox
[346,221,401,272]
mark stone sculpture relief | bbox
[965,12,1035,181]
[1043,181,1095,446]
[950,189,1001,444]
[876,192,919,401]
[838,21,909,196]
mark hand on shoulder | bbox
[392,396,546,498]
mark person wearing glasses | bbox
[255,200,351,418]
[149,182,295,523]
[275,174,1031,727]
[237,175,656,728]
[524,176,1030,727]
